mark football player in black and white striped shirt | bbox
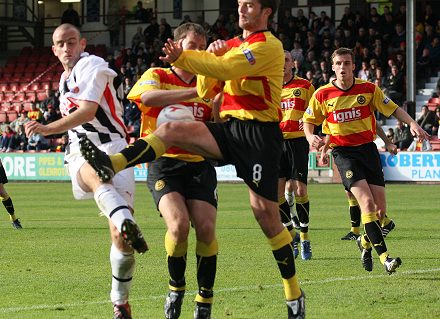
[25,23,146,319]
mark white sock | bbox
[285,191,294,206]
[94,184,135,232]
[110,244,135,305]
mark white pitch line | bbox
[1,267,439,313]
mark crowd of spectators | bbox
[0,89,63,152]
[3,3,440,152]
[103,3,440,140]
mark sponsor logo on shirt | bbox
[332,107,362,123]
[243,49,256,65]
[280,99,296,110]
[138,80,158,86]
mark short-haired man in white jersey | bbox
[24,23,147,319]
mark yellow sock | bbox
[9,214,17,221]
[300,232,309,241]
[381,215,392,228]
[361,234,372,250]
[283,275,302,300]
[351,226,360,235]
[379,252,389,264]
[110,153,128,174]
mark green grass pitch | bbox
[0,182,439,318]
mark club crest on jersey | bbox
[294,89,301,97]
[243,49,256,65]
[357,95,366,104]
[155,180,165,191]
[345,170,353,179]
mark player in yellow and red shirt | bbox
[278,51,315,260]
[127,23,220,318]
[80,1,305,317]
[303,47,428,274]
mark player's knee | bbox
[167,222,190,242]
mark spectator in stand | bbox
[11,125,28,152]
[295,8,308,30]
[393,120,413,150]
[179,14,192,26]
[131,26,146,52]
[308,11,318,31]
[416,105,436,135]
[55,134,69,153]
[290,40,304,64]
[225,13,238,38]
[371,46,387,68]
[342,28,356,48]
[134,1,151,23]
[382,12,395,41]
[293,59,305,77]
[420,4,438,27]
[160,18,172,39]
[61,4,80,28]
[27,132,49,151]
[318,17,335,39]
[42,105,62,126]
[157,23,170,45]
[40,89,60,113]
[433,107,440,138]
[339,6,355,30]
[390,23,406,53]
[427,37,440,71]
[384,64,404,106]
[393,3,406,27]
[357,61,371,81]
[386,128,394,142]
[134,57,148,78]
[27,103,43,122]
[1,125,15,152]
[416,48,432,79]
[10,110,30,133]
[356,27,369,47]
[143,17,159,45]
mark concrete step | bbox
[417,88,434,95]
[429,76,439,83]
[425,82,436,89]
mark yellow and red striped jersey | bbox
[303,78,398,147]
[280,75,315,139]
[127,67,213,162]
[173,30,284,122]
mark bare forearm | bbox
[141,88,198,106]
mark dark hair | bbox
[259,0,280,20]
[331,47,355,64]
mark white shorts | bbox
[65,138,135,206]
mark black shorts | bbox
[279,137,309,184]
[332,142,385,191]
[205,119,282,201]
[147,157,218,209]
[0,159,8,184]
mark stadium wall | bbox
[1,152,439,183]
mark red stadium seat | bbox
[0,111,7,123]
[25,91,36,102]
[36,90,47,101]
[6,110,18,122]
[0,82,8,92]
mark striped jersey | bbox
[127,67,213,162]
[303,78,399,147]
[280,75,315,139]
[173,30,284,122]
[58,53,127,150]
